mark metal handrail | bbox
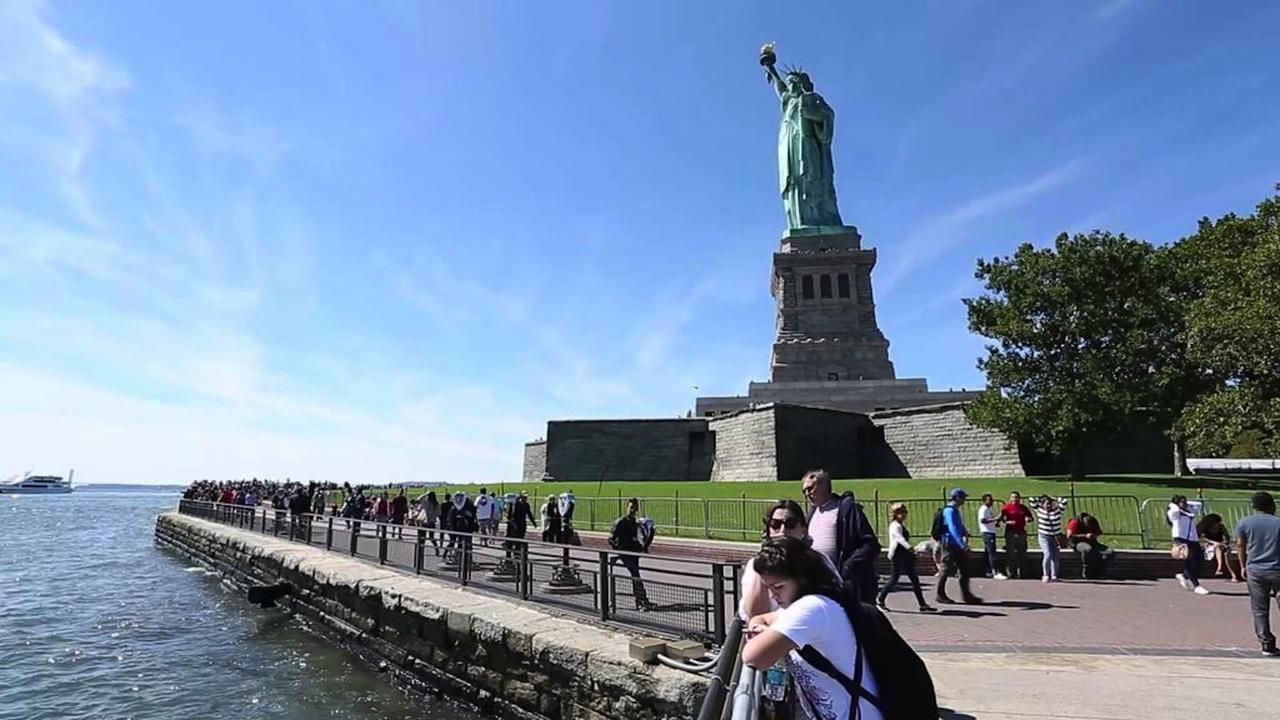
[696,618,744,720]
[176,499,737,643]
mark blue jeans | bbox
[1038,533,1060,579]
[982,532,999,576]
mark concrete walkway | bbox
[927,652,1279,719]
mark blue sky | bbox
[2,1,1277,485]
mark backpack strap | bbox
[797,642,884,718]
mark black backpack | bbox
[798,594,938,720]
[929,508,946,542]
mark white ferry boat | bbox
[0,470,74,494]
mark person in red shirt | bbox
[1000,492,1035,579]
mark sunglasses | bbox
[767,516,803,531]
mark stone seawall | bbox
[155,513,705,720]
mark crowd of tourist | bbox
[737,473,1280,719]
[183,467,1280,716]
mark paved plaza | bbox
[928,652,1278,719]
[884,574,1268,657]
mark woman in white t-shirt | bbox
[1167,495,1209,595]
[743,537,884,720]
[739,501,841,620]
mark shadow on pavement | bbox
[989,600,1079,611]
[938,708,977,719]
[936,609,1007,619]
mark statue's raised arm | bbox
[756,42,845,231]
[759,42,787,99]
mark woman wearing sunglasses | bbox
[740,500,840,619]
[876,503,937,613]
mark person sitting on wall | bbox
[1198,513,1243,582]
[1066,512,1114,579]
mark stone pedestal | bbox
[770,227,895,383]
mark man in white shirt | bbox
[475,488,497,541]
[978,494,1007,580]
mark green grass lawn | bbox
[328,474,1276,549]
[408,474,1274,503]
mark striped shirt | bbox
[1030,497,1068,535]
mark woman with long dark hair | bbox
[739,500,838,619]
[1197,513,1241,582]
[743,536,884,720]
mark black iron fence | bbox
[177,499,738,644]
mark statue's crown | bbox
[784,65,808,80]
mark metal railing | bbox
[572,493,1235,549]
[313,490,1256,549]
[177,499,738,644]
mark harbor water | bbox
[0,489,478,720]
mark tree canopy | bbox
[964,192,1280,468]
[1177,195,1280,455]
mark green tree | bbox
[1176,194,1280,456]
[964,231,1204,477]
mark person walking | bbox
[418,491,441,555]
[936,488,983,605]
[475,488,497,543]
[1236,492,1280,656]
[541,495,561,544]
[1030,495,1066,583]
[390,488,409,539]
[978,494,1007,580]
[609,498,653,610]
[1000,492,1034,579]
[1168,495,1210,595]
[504,492,537,561]
[877,503,937,613]
[802,469,881,602]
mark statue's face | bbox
[785,75,804,94]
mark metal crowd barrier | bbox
[177,499,738,644]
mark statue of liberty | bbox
[759,43,844,231]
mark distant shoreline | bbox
[76,484,186,492]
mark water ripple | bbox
[0,492,476,720]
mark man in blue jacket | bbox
[937,488,984,605]
[803,469,881,601]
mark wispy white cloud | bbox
[1093,0,1139,22]
[176,108,293,170]
[0,0,128,227]
[877,157,1086,298]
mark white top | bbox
[887,520,913,559]
[475,495,494,521]
[738,554,841,620]
[1168,502,1202,541]
[978,504,999,534]
[771,594,884,720]
[808,501,840,564]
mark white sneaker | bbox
[993,573,1008,580]
[1176,573,1193,591]
[1194,586,1212,595]
[1041,576,1050,583]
